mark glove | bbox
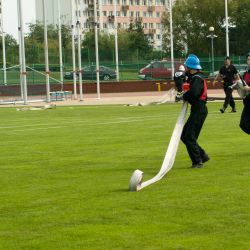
[175,91,184,102]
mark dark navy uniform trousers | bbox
[181,101,208,164]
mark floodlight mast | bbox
[169,0,174,79]
[57,0,64,91]
[42,0,51,102]
[17,0,28,104]
[225,0,229,56]
[2,31,6,85]
[0,10,7,85]
[207,27,217,76]
[17,22,24,99]
[114,0,119,82]
[71,0,77,99]
[76,0,83,101]
[94,0,101,99]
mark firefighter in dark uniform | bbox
[213,56,239,113]
[174,65,187,102]
[240,52,250,134]
[181,54,209,168]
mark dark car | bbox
[64,65,116,80]
[138,60,179,80]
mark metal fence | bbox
[0,56,248,86]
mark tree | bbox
[0,34,18,66]
[25,23,71,64]
[230,0,250,55]
[162,0,227,57]
[127,21,153,58]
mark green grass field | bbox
[0,102,249,249]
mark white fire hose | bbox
[129,101,188,191]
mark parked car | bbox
[138,60,179,80]
[64,66,116,80]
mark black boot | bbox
[231,107,236,113]
[220,107,225,113]
[202,154,210,163]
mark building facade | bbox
[35,0,168,50]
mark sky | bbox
[2,0,36,39]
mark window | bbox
[156,34,161,40]
[148,34,154,40]
[156,0,162,5]
[149,23,154,28]
[156,23,161,29]
[121,11,127,17]
[143,11,147,17]
[152,62,161,69]
[136,11,140,17]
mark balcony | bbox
[108,15,115,23]
[86,16,94,23]
[121,5,129,11]
[148,6,155,12]
[129,17,134,22]
[88,3,94,9]
[135,17,143,22]
[148,29,156,34]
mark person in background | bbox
[174,65,186,102]
[181,54,209,168]
[213,56,240,113]
[240,52,250,134]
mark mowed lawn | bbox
[0,102,249,250]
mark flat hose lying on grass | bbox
[129,101,188,191]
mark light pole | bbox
[169,0,174,79]
[207,26,217,76]
[225,0,229,57]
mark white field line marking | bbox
[0,113,178,130]
[7,115,178,133]
[1,110,222,129]
[1,110,225,134]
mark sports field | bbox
[0,102,249,249]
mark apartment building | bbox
[35,0,168,50]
